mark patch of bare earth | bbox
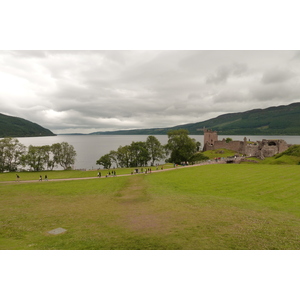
[115,176,169,232]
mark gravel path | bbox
[0,158,237,184]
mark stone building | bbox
[202,128,289,158]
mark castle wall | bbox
[244,144,259,157]
[261,146,278,157]
[213,140,243,152]
[278,140,289,153]
[203,129,289,158]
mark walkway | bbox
[0,158,240,184]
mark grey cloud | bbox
[213,90,249,104]
[291,51,300,60]
[206,63,248,84]
[206,66,231,84]
[6,50,48,58]
[252,82,300,102]
[1,50,300,134]
[261,68,296,84]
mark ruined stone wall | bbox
[244,144,260,156]
[202,129,289,158]
[261,146,278,157]
[213,140,243,152]
[278,140,289,153]
[258,139,289,158]
[203,143,215,151]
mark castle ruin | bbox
[202,128,289,159]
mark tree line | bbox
[96,130,208,169]
[0,130,208,173]
[0,137,76,172]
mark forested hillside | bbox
[90,102,300,135]
[0,113,55,137]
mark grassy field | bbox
[202,148,237,159]
[1,164,300,249]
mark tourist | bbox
[39,175,42,182]
[16,174,20,182]
[45,175,48,181]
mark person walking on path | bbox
[45,175,48,181]
[39,175,42,182]
[16,174,20,182]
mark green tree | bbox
[117,145,132,168]
[96,154,112,169]
[225,137,233,143]
[108,150,119,168]
[51,143,62,169]
[50,142,77,170]
[41,145,53,170]
[146,135,165,165]
[22,145,47,171]
[165,129,197,164]
[0,137,26,172]
[59,142,77,170]
[129,141,150,167]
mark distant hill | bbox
[0,113,56,138]
[90,102,300,135]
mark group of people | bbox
[39,175,48,181]
[15,174,48,182]
[97,171,117,178]
[131,168,153,175]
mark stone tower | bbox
[203,128,218,145]
[203,128,218,151]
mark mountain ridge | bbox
[90,102,300,135]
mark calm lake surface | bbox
[17,135,300,170]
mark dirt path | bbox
[0,159,231,184]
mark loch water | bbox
[17,135,300,170]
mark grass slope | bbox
[1,164,300,249]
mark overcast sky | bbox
[1,50,300,134]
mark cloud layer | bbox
[1,50,300,134]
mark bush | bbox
[189,152,209,164]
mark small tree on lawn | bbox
[165,129,197,164]
[96,154,112,169]
[146,135,165,166]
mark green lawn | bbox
[203,148,237,159]
[1,164,300,249]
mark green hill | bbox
[0,113,56,138]
[90,102,300,135]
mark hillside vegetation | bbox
[91,102,300,135]
[0,113,55,138]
